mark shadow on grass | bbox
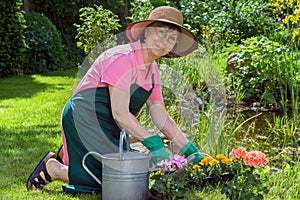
[43,188,102,200]
[39,68,78,78]
[0,68,78,100]
[0,75,50,100]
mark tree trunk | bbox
[22,0,36,13]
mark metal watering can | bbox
[82,130,150,200]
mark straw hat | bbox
[126,6,198,58]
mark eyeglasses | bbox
[154,27,178,45]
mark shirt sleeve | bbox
[100,54,134,92]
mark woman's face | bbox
[144,22,179,58]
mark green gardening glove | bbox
[180,141,204,164]
[141,135,169,163]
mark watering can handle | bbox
[82,151,103,185]
[82,130,128,185]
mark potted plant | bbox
[148,147,269,200]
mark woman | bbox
[26,6,204,193]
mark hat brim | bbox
[126,19,198,58]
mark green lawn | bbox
[0,69,299,200]
[0,69,98,199]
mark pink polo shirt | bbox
[74,40,163,101]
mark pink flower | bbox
[170,154,187,169]
[243,150,269,168]
[230,147,247,159]
[156,154,187,171]
[157,160,173,171]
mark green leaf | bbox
[76,41,83,47]
[283,163,291,177]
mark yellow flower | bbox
[283,15,292,24]
[273,3,280,10]
[295,10,300,21]
[155,170,162,175]
[290,16,297,24]
[288,0,295,8]
[274,0,286,11]
[292,28,300,42]
[229,157,236,162]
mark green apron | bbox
[62,75,154,194]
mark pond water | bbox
[227,109,299,168]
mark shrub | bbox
[0,0,27,77]
[23,12,66,74]
[229,36,298,105]
[75,5,121,54]
[180,0,277,50]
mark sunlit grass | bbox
[265,159,300,200]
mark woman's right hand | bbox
[180,141,204,164]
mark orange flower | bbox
[193,164,200,170]
[199,156,213,165]
[220,157,230,164]
[243,150,269,167]
[209,159,219,165]
[216,154,231,164]
[230,147,247,159]
[216,154,227,160]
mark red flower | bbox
[243,150,269,167]
[230,147,247,159]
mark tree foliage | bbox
[0,0,26,77]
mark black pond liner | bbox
[148,173,235,200]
